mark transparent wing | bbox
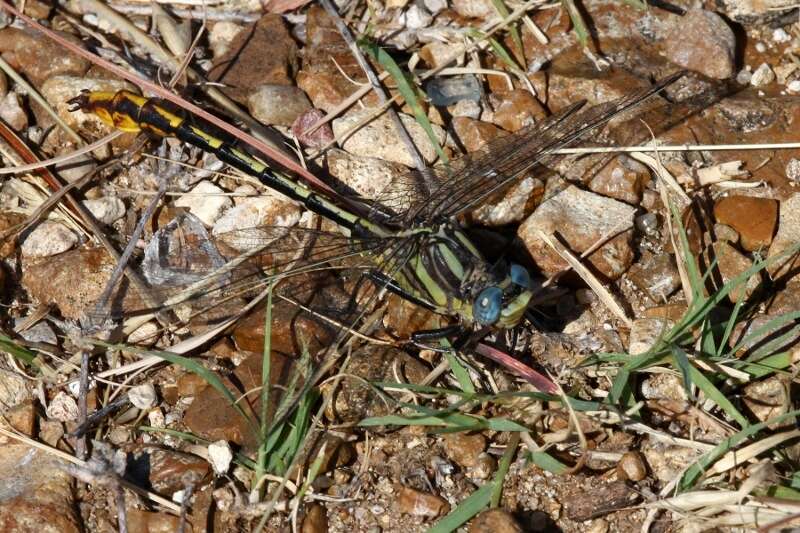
[84,214,409,327]
[385,71,685,224]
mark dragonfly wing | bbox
[396,71,685,223]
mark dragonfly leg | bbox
[409,324,464,351]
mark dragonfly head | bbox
[472,263,532,329]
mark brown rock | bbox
[0,401,36,439]
[452,116,505,153]
[0,28,89,86]
[469,509,522,533]
[21,246,115,320]
[518,186,636,280]
[589,155,650,205]
[742,376,790,429]
[616,451,647,482]
[292,109,334,149]
[708,241,759,303]
[326,346,428,423]
[208,14,298,103]
[182,349,296,448]
[127,509,188,533]
[564,481,639,521]
[663,9,736,80]
[177,373,209,397]
[442,432,486,468]
[297,6,371,113]
[396,486,450,517]
[0,445,80,533]
[489,89,546,132]
[714,196,777,252]
[127,446,210,495]
[301,503,328,533]
[627,252,681,302]
[232,295,337,355]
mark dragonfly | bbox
[67,70,684,410]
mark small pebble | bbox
[208,440,234,475]
[405,4,432,29]
[14,319,57,345]
[0,91,27,130]
[47,391,79,422]
[129,383,157,409]
[773,28,791,43]
[396,486,450,517]
[248,84,312,127]
[84,197,126,225]
[750,63,775,87]
[754,41,766,53]
[616,452,647,482]
[735,69,752,85]
[788,80,800,93]
[20,221,78,258]
[786,158,800,183]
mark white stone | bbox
[326,149,410,212]
[517,186,636,279]
[450,99,481,119]
[0,91,27,130]
[786,158,800,183]
[406,4,433,29]
[129,383,157,409]
[20,221,78,258]
[175,180,232,226]
[47,391,79,422]
[424,0,447,13]
[772,28,791,43]
[209,21,244,59]
[208,440,233,475]
[332,109,448,166]
[787,80,800,93]
[750,63,775,87]
[84,197,126,225]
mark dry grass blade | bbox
[706,428,800,477]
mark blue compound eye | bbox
[510,263,530,288]
[473,286,502,325]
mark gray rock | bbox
[663,10,736,80]
[248,84,312,127]
[517,186,636,279]
[332,109,448,166]
[84,197,126,225]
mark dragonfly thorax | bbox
[399,224,532,329]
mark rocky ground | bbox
[0,0,799,531]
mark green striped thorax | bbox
[388,224,533,329]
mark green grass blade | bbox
[528,451,568,474]
[255,280,275,494]
[444,350,475,393]
[359,38,448,165]
[561,0,589,47]
[0,332,38,367]
[491,432,518,507]
[686,364,748,427]
[488,0,524,63]
[427,484,494,533]
[670,345,693,398]
[678,409,800,491]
